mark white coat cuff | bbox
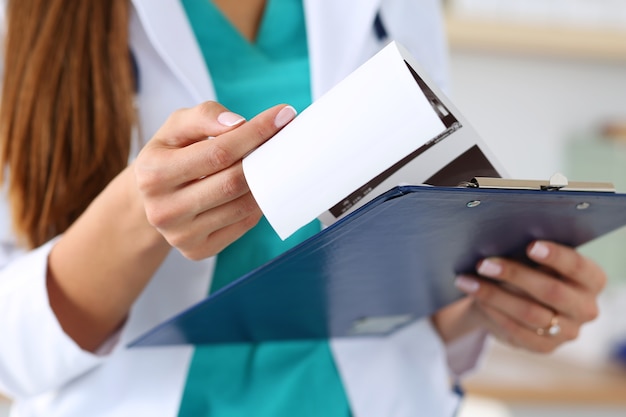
[0,240,112,398]
[445,329,489,379]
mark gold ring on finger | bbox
[536,313,560,337]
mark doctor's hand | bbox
[134,101,297,260]
[433,241,606,353]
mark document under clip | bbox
[464,173,616,193]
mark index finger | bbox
[526,240,607,294]
[210,104,297,163]
[149,104,297,184]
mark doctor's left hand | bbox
[433,241,606,353]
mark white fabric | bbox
[447,330,490,378]
[331,320,461,417]
[0,0,482,416]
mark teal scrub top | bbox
[178,1,351,416]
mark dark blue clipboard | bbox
[129,183,626,347]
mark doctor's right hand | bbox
[134,101,297,260]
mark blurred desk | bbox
[463,342,626,405]
[0,395,8,417]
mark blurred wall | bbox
[444,6,626,417]
[444,11,626,289]
[447,51,626,181]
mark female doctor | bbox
[0,0,606,416]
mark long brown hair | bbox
[0,0,135,248]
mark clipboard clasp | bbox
[466,173,615,193]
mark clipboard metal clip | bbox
[463,173,616,193]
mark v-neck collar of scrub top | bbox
[129,0,382,102]
[189,0,274,50]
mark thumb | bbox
[152,101,246,148]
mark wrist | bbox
[118,164,170,253]
[47,165,170,351]
[431,298,484,344]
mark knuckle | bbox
[543,280,566,306]
[200,234,231,260]
[145,205,171,229]
[206,144,234,171]
[242,211,262,229]
[134,158,165,193]
[205,238,228,258]
[196,100,220,117]
[584,303,600,322]
[519,304,542,326]
[250,120,274,143]
[136,169,163,194]
[475,282,495,302]
[165,230,192,250]
[591,268,608,294]
[220,172,247,199]
[234,195,259,218]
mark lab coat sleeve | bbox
[0,239,112,399]
[379,0,451,93]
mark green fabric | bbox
[177,1,351,416]
[182,0,312,119]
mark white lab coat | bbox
[0,1,480,416]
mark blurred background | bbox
[1,1,625,416]
[443,1,626,416]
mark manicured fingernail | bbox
[218,111,246,127]
[529,241,550,259]
[477,259,502,277]
[455,275,480,293]
[274,105,297,129]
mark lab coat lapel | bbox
[304,0,382,99]
[131,0,382,103]
[130,0,214,102]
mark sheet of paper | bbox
[243,42,446,240]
